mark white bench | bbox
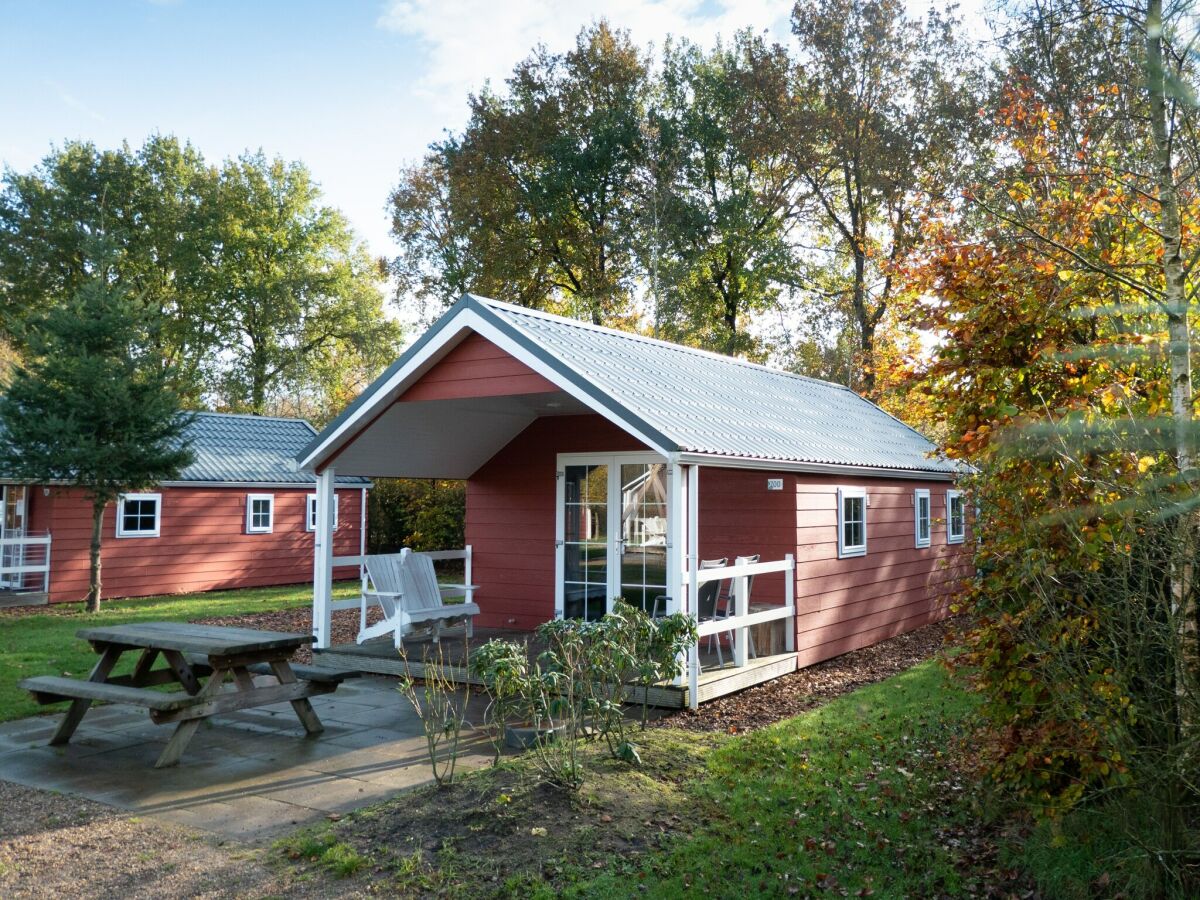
[357,549,480,647]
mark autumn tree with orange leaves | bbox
[905,1,1200,889]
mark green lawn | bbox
[0,582,357,722]
[575,661,983,898]
[278,660,1000,897]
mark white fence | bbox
[687,554,796,709]
[0,532,52,593]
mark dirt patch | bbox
[279,728,722,896]
[660,616,960,733]
[0,780,346,900]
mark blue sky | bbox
[2,0,983,260]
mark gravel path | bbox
[0,781,352,900]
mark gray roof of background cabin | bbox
[177,413,370,486]
[480,298,956,474]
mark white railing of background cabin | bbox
[0,533,52,592]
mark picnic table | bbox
[19,622,357,768]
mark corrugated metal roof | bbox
[477,298,957,475]
[177,413,370,485]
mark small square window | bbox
[838,487,867,558]
[246,494,274,534]
[947,490,966,544]
[306,493,339,532]
[116,493,160,538]
[915,489,931,549]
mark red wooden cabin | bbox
[0,413,369,607]
[301,296,970,707]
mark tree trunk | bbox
[87,498,105,613]
[852,240,876,395]
[1146,0,1197,726]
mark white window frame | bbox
[946,489,966,544]
[837,486,868,559]
[246,493,275,534]
[306,493,338,532]
[914,488,931,549]
[116,493,161,538]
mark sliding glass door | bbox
[556,454,668,621]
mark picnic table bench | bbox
[19,622,359,768]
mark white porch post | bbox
[666,462,684,618]
[687,463,701,710]
[785,553,796,653]
[666,461,685,686]
[312,467,336,650]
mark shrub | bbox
[397,642,470,787]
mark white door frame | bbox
[554,451,667,619]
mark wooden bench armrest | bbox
[362,588,402,600]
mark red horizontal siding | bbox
[788,475,970,666]
[32,486,364,604]
[466,414,648,630]
[401,332,559,402]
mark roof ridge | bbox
[470,296,858,394]
[189,410,314,425]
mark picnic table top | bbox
[75,622,315,657]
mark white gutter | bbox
[674,452,958,482]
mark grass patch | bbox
[277,829,370,878]
[578,660,981,898]
[0,581,357,722]
[275,660,1001,897]
[1011,793,1197,899]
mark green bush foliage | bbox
[368,478,465,554]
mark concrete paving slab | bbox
[0,681,490,842]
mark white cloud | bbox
[45,80,106,123]
[377,0,793,115]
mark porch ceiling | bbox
[324,391,592,479]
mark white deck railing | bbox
[0,532,52,593]
[686,554,796,709]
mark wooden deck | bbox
[313,626,797,709]
[0,590,48,609]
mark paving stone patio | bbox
[0,675,492,843]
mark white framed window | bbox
[246,493,274,534]
[914,489,931,549]
[837,487,867,558]
[946,489,966,544]
[306,493,338,532]
[116,493,161,538]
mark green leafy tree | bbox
[0,138,401,421]
[367,479,466,554]
[201,152,401,415]
[0,136,217,402]
[0,249,193,611]
[391,22,649,325]
[784,0,984,393]
[648,33,805,356]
